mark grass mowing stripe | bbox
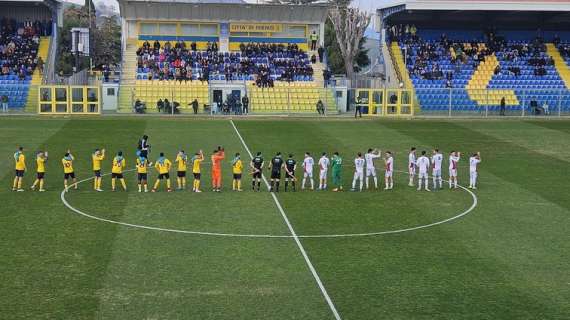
[231,119,342,320]
[457,121,570,164]
[0,119,68,188]
[380,120,570,315]
[2,119,148,319]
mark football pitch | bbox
[1,116,569,319]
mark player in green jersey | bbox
[331,152,343,192]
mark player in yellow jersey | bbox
[136,153,151,192]
[232,153,243,191]
[62,150,77,192]
[31,150,48,192]
[92,148,105,191]
[191,150,204,192]
[175,150,188,190]
[111,151,127,192]
[152,152,172,192]
[13,147,26,192]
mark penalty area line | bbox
[229,119,343,320]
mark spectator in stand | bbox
[1,94,8,112]
[241,94,249,114]
[310,31,318,51]
[318,46,324,63]
[316,99,325,115]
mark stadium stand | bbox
[116,0,336,114]
[0,18,51,112]
[390,28,570,113]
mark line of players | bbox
[11,146,481,193]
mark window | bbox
[140,23,158,35]
[107,88,115,96]
[159,24,177,36]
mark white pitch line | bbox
[229,119,342,320]
[61,170,478,238]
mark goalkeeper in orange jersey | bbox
[31,150,48,192]
[111,151,127,192]
[231,153,243,191]
[152,152,172,192]
[211,147,225,192]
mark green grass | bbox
[1,117,569,319]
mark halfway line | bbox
[229,119,342,320]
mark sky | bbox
[66,0,394,13]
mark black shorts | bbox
[140,150,148,158]
[252,170,262,179]
[138,173,147,181]
[285,172,295,179]
[112,173,123,179]
[15,170,24,177]
[159,173,170,180]
[64,172,75,179]
[271,170,281,179]
[233,173,242,180]
[193,172,201,179]
[94,170,101,177]
[37,172,45,179]
[177,171,186,178]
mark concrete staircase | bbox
[389,42,419,113]
[118,40,138,112]
[546,43,570,89]
[309,53,338,113]
[25,37,51,113]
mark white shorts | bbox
[433,169,441,178]
[449,169,457,177]
[354,171,363,180]
[366,167,376,177]
[319,170,327,180]
[304,171,313,178]
[385,170,393,178]
[409,165,416,175]
[418,171,428,179]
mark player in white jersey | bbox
[384,151,394,190]
[416,150,431,191]
[301,152,315,190]
[469,152,481,189]
[351,152,365,192]
[448,151,461,189]
[365,148,381,189]
[408,147,417,186]
[317,152,330,190]
[431,149,444,190]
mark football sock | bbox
[166,180,171,189]
[120,179,127,190]
[39,180,44,190]
[111,179,116,190]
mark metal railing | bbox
[413,88,570,117]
